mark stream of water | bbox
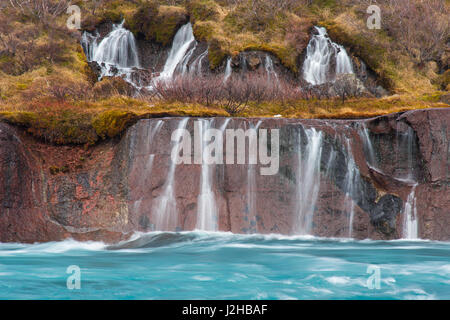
[1,232,448,300]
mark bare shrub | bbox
[8,0,69,21]
[93,77,135,99]
[333,74,364,103]
[150,73,306,115]
[381,0,449,65]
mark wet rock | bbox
[0,108,448,242]
[369,194,403,236]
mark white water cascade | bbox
[153,118,189,231]
[223,57,232,82]
[191,49,208,76]
[156,23,197,82]
[359,123,377,168]
[343,138,359,237]
[81,21,140,83]
[196,119,218,231]
[403,184,419,239]
[303,26,354,85]
[264,55,278,83]
[245,120,262,233]
[359,122,420,239]
[295,127,323,235]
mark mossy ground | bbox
[1,92,446,145]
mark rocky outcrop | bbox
[0,108,448,243]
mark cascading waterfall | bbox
[130,120,164,220]
[196,119,218,231]
[153,118,189,231]
[359,123,377,168]
[138,120,163,183]
[155,23,196,82]
[191,49,208,76]
[303,26,354,85]
[359,122,420,239]
[245,120,262,233]
[295,127,323,235]
[223,57,232,82]
[81,21,140,83]
[403,184,419,239]
[264,55,278,83]
[81,31,99,61]
[240,55,248,73]
[343,138,359,237]
[397,125,419,239]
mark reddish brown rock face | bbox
[0,108,448,243]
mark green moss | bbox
[208,38,229,69]
[92,109,138,139]
[187,0,221,22]
[242,43,298,73]
[0,111,37,126]
[192,21,216,42]
[127,3,188,46]
[153,6,189,45]
[420,91,446,102]
[433,70,450,90]
[16,83,29,90]
[49,165,69,175]
[0,110,97,145]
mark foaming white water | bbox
[403,185,418,239]
[0,239,106,255]
[295,127,323,235]
[153,118,189,230]
[156,23,196,82]
[81,21,140,84]
[303,26,353,85]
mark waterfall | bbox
[294,127,323,235]
[359,123,377,168]
[240,55,248,73]
[81,31,99,61]
[223,57,232,82]
[153,118,189,231]
[81,21,140,83]
[264,55,278,82]
[403,185,418,239]
[137,120,163,185]
[245,120,262,233]
[303,26,353,85]
[156,23,196,81]
[343,138,359,237]
[191,49,208,76]
[395,125,419,239]
[196,119,218,231]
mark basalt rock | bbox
[0,108,448,243]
